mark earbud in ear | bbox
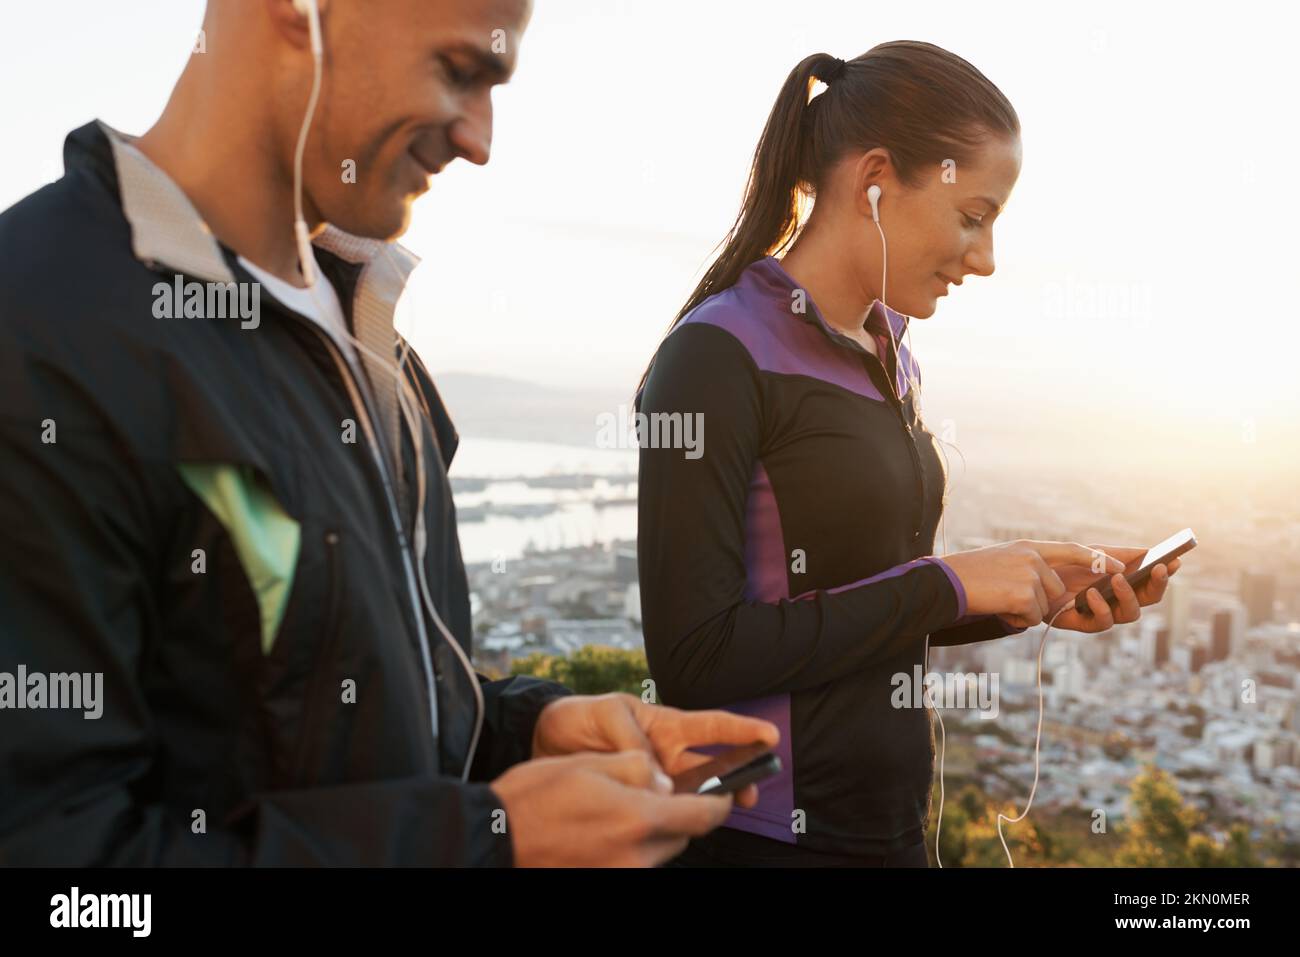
[292,0,323,56]
[867,184,882,224]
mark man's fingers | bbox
[648,708,779,751]
[643,792,735,840]
[594,695,658,754]
[661,749,714,777]
[643,835,692,867]
[579,749,669,791]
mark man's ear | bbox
[264,0,327,52]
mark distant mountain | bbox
[432,372,632,447]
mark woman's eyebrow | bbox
[973,195,1005,213]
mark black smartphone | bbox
[671,742,782,797]
[1074,527,1197,614]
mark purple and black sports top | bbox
[636,255,1023,858]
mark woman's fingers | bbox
[1084,544,1145,569]
[1084,586,1116,629]
[1133,562,1173,605]
[1110,572,1141,623]
[1030,574,1050,623]
[1029,541,1125,572]
[1038,558,1067,604]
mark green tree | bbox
[926,784,1044,867]
[511,645,649,697]
[1115,764,1258,867]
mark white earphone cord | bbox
[290,0,484,781]
[872,189,1052,868]
[927,607,1070,868]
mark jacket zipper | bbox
[275,310,444,766]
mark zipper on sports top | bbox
[276,309,443,764]
[857,338,926,542]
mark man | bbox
[0,0,778,866]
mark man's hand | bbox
[1045,544,1182,633]
[491,750,736,867]
[531,692,780,809]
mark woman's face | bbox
[842,134,1023,319]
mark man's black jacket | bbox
[0,121,570,865]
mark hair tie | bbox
[819,56,847,84]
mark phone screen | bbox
[671,742,779,796]
[1075,527,1196,614]
[1127,528,1196,576]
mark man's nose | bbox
[448,98,493,166]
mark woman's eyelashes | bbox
[961,212,985,229]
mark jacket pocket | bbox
[176,461,302,655]
[290,528,344,787]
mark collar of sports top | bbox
[761,254,912,401]
[761,254,910,349]
[97,119,417,489]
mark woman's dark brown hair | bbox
[636,40,1020,396]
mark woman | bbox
[635,41,1181,867]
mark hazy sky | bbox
[2,0,1297,476]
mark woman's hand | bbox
[1044,544,1182,634]
[940,540,1118,628]
[941,539,1182,633]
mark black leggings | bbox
[664,826,930,868]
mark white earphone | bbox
[867,182,881,223]
[863,182,920,412]
[285,0,485,782]
[869,177,1059,867]
[291,0,324,286]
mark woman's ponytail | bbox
[635,42,1019,399]
[635,53,842,397]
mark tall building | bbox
[1240,570,1277,626]
[1211,603,1246,663]
[1139,619,1171,669]
[1166,575,1190,646]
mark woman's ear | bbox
[851,148,892,220]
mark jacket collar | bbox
[70,120,417,491]
[74,119,420,298]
